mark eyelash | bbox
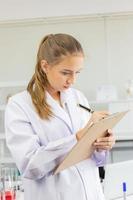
[61,72,80,75]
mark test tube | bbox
[1,167,16,200]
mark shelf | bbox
[116,135,133,141]
[0,81,28,88]
[88,99,133,104]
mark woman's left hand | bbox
[93,129,115,151]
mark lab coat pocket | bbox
[55,168,86,200]
[58,187,84,200]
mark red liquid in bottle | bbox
[4,191,15,200]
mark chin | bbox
[58,86,71,92]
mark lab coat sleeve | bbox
[5,101,77,180]
[75,90,108,166]
[91,150,108,166]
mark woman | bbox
[5,33,115,200]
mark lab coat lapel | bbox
[46,92,73,133]
[64,90,80,133]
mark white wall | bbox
[0,14,133,100]
[1,0,133,20]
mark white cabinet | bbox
[110,140,133,162]
[88,99,133,163]
[0,108,13,165]
[0,81,27,166]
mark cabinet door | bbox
[111,148,133,163]
[0,110,4,132]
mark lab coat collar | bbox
[64,89,80,133]
[46,90,73,133]
[46,88,80,134]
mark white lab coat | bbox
[5,88,106,200]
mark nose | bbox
[67,74,76,85]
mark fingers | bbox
[94,141,114,150]
[96,135,114,143]
[107,129,113,135]
[91,111,109,123]
[94,142,114,150]
[98,111,109,116]
[99,112,109,119]
[93,131,115,150]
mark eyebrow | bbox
[62,69,73,72]
[61,68,83,72]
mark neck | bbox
[47,87,60,101]
[52,92,60,101]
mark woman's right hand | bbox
[90,111,109,123]
[76,110,109,141]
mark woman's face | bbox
[41,55,84,94]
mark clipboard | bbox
[54,110,128,175]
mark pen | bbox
[123,182,127,200]
[78,104,94,113]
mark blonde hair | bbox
[27,33,84,119]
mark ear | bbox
[41,60,49,73]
